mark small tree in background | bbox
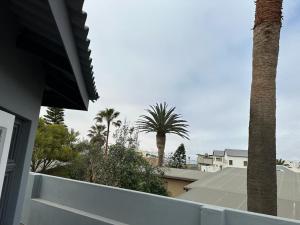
[168,144,186,168]
[31,118,79,172]
[96,144,168,196]
[44,107,65,125]
[113,121,139,149]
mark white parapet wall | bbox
[21,173,300,225]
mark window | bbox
[244,161,248,167]
[0,127,7,162]
[229,160,233,166]
[215,157,222,162]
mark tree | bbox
[113,121,139,149]
[31,118,79,172]
[57,129,168,196]
[276,159,285,165]
[88,124,107,147]
[168,144,186,168]
[96,144,168,196]
[247,0,283,216]
[137,102,189,166]
[95,108,121,156]
[44,107,65,125]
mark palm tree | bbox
[247,0,283,216]
[95,108,121,156]
[276,159,285,165]
[88,124,107,147]
[137,102,189,166]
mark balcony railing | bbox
[198,158,213,165]
[21,173,300,225]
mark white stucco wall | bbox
[224,155,248,168]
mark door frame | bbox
[0,110,15,199]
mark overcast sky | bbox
[43,1,300,160]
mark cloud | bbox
[43,0,300,160]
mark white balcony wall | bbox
[21,173,300,225]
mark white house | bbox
[197,149,248,172]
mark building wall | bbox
[164,178,192,197]
[197,154,247,171]
[224,156,248,168]
[198,165,220,172]
[0,3,45,225]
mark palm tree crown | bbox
[96,108,121,127]
[137,102,189,138]
[88,124,107,146]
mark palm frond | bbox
[136,102,189,138]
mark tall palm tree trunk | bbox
[105,122,110,157]
[247,0,282,216]
[156,133,166,167]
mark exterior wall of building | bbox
[0,4,45,225]
[198,165,220,172]
[224,155,248,168]
[164,178,192,197]
[197,153,248,171]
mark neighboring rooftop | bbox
[178,167,300,220]
[163,168,206,181]
[225,149,248,157]
[213,150,225,157]
[199,149,248,158]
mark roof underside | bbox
[9,0,98,109]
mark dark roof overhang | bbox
[10,0,98,110]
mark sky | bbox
[42,0,300,160]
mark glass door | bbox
[0,110,15,199]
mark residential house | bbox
[197,149,248,172]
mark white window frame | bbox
[0,110,15,198]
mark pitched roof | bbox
[163,168,206,181]
[213,150,225,157]
[178,167,299,220]
[225,149,248,157]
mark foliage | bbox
[95,144,168,196]
[276,159,285,165]
[88,124,107,147]
[137,102,189,138]
[31,118,79,172]
[57,124,168,196]
[44,107,65,125]
[168,144,186,168]
[46,140,100,181]
[113,121,139,149]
